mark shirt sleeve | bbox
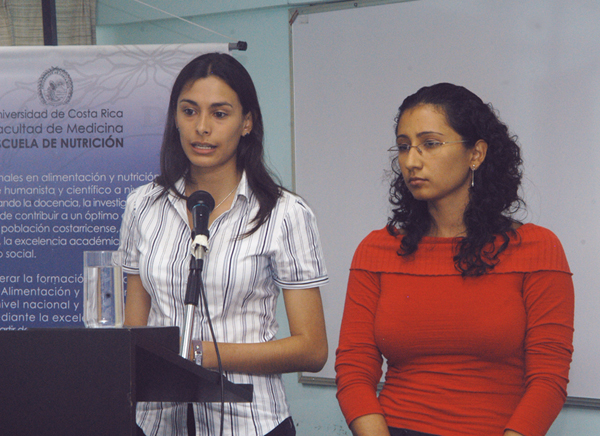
[335,264,386,426]
[271,196,329,289]
[505,269,574,436]
[117,188,143,275]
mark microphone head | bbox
[187,191,215,238]
[186,190,215,213]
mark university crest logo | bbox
[37,67,73,106]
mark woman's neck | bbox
[185,166,242,228]
[185,166,242,203]
[427,199,468,238]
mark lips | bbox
[407,177,427,186]
[192,142,216,150]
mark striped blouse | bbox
[118,172,329,435]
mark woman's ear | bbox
[242,112,253,136]
[471,139,488,169]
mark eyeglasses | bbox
[389,139,467,156]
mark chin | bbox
[407,189,428,202]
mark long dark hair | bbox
[155,52,281,235]
[387,83,524,276]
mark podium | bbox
[0,327,253,436]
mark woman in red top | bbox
[335,83,574,436]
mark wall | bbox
[97,0,333,26]
[96,1,600,435]
[98,5,294,189]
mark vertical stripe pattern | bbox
[118,173,328,436]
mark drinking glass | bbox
[83,251,124,328]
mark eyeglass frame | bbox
[389,139,468,156]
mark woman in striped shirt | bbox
[119,52,329,436]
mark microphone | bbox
[187,190,215,238]
[180,190,215,358]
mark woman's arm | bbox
[504,270,574,436]
[123,273,151,326]
[349,414,390,436]
[199,287,328,374]
[335,267,385,429]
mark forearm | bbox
[200,332,327,374]
[198,287,327,374]
[349,414,390,436]
[123,274,151,326]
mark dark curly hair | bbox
[387,83,524,276]
[155,52,281,235]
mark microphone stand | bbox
[179,231,209,358]
[182,228,227,436]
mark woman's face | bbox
[396,104,478,208]
[175,75,252,177]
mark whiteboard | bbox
[291,0,600,405]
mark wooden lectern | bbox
[0,327,252,436]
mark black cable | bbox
[198,272,225,436]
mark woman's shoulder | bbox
[351,227,402,270]
[126,181,161,201]
[261,189,321,234]
[278,188,307,204]
[349,224,572,275]
[359,227,398,246]
[498,223,571,274]
[277,189,317,216]
[123,181,168,212]
[513,222,564,248]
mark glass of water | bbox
[83,251,124,328]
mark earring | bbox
[471,165,476,187]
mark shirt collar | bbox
[235,171,250,203]
[173,178,186,198]
[169,171,251,205]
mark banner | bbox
[0,43,228,330]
